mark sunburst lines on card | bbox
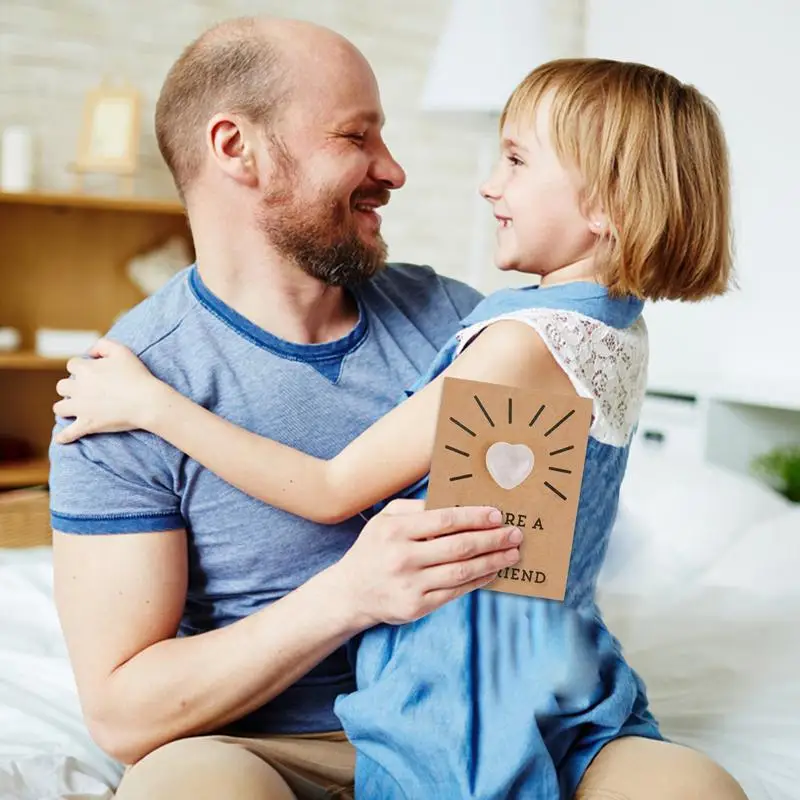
[529,404,545,427]
[544,481,567,501]
[544,409,575,437]
[449,416,477,437]
[473,394,495,427]
[441,393,580,497]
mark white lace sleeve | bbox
[456,309,649,447]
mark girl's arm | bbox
[56,323,576,524]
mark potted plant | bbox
[752,445,800,503]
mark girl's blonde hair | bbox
[502,59,733,301]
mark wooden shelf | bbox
[0,189,185,216]
[0,188,192,476]
[0,352,68,371]
[0,457,49,489]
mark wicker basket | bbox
[0,488,52,548]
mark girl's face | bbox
[480,96,602,283]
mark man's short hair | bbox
[155,18,290,199]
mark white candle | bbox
[1,126,35,192]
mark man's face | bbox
[257,53,406,286]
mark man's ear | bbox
[206,113,259,188]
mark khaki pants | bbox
[114,732,747,799]
[114,731,355,800]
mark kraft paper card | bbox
[426,377,592,600]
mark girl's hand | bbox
[54,339,166,444]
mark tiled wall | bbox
[0,0,582,290]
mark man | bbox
[52,16,748,800]
[50,16,519,800]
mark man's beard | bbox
[258,175,389,287]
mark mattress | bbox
[1,453,798,798]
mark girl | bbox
[54,59,736,798]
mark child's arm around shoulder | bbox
[328,319,578,512]
[55,323,575,524]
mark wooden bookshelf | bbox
[0,352,68,370]
[0,457,50,489]
[0,190,192,490]
[0,189,185,216]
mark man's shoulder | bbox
[49,268,196,533]
[368,263,484,322]
[107,266,197,358]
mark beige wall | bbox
[0,1,579,291]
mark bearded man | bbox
[48,16,517,800]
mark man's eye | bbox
[344,133,366,144]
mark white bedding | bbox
[0,548,123,800]
[1,454,798,799]
[598,450,800,799]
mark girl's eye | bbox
[506,154,523,167]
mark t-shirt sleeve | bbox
[436,274,484,320]
[49,422,184,534]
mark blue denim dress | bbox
[335,282,663,799]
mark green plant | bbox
[752,445,800,503]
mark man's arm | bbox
[53,502,519,765]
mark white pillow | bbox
[599,586,800,800]
[702,506,800,597]
[598,449,791,595]
[597,455,800,799]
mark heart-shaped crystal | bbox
[485,442,535,490]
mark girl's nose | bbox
[480,163,502,201]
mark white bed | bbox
[598,449,800,799]
[1,451,798,799]
[0,547,123,800]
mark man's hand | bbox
[331,500,520,629]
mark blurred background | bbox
[1,0,797,496]
[0,4,799,798]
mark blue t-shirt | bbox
[49,263,482,735]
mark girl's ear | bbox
[589,218,606,233]
[587,209,610,237]
[581,192,610,237]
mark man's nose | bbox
[372,144,407,189]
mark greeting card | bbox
[426,377,592,600]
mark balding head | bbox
[155,16,359,199]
